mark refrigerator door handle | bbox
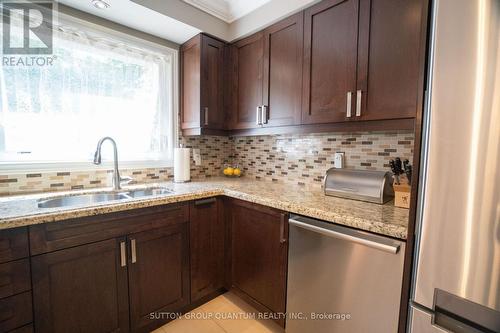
[289,218,400,254]
[433,289,500,333]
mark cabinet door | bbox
[262,13,304,127]
[356,0,428,120]
[32,238,129,333]
[190,197,224,302]
[201,35,225,129]
[229,200,288,320]
[230,33,264,129]
[127,224,189,333]
[302,0,359,124]
[181,35,201,130]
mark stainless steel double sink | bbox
[37,187,173,209]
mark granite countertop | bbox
[0,178,409,239]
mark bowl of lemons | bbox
[223,165,242,177]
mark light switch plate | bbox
[193,149,202,166]
[334,152,345,168]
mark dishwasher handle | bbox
[289,218,400,254]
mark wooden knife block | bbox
[393,180,411,209]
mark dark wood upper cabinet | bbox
[181,34,226,135]
[356,0,428,120]
[189,197,224,302]
[181,0,428,135]
[181,36,201,130]
[32,238,130,333]
[262,12,304,127]
[128,223,190,333]
[302,0,359,124]
[228,199,288,327]
[202,36,226,129]
[228,32,264,130]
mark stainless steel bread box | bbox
[323,168,394,204]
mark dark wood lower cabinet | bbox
[0,227,32,332]
[30,204,190,333]
[127,224,190,333]
[9,324,34,333]
[31,238,130,333]
[26,198,290,332]
[0,227,29,264]
[190,198,224,302]
[0,291,33,332]
[228,199,288,327]
[0,259,31,299]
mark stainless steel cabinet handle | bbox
[356,90,362,116]
[289,218,400,254]
[346,91,352,117]
[203,107,209,126]
[131,239,137,264]
[261,105,268,124]
[256,106,262,125]
[120,241,126,267]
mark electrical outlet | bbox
[193,149,202,166]
[334,152,345,168]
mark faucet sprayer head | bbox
[93,147,102,165]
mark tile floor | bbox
[152,292,284,333]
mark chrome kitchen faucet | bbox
[93,137,133,190]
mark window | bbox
[0,9,177,172]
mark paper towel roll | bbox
[174,148,191,182]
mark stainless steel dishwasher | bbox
[286,215,405,333]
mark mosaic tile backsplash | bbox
[0,131,413,195]
[231,131,414,187]
[0,136,232,196]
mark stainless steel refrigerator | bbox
[409,0,500,332]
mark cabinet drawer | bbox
[0,291,33,332]
[30,203,189,255]
[0,228,29,264]
[0,259,31,299]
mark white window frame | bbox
[0,10,179,175]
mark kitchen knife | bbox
[395,158,403,175]
[389,159,400,185]
[403,159,412,184]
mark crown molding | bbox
[183,0,270,23]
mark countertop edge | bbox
[0,187,408,240]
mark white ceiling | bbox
[182,0,271,23]
[57,0,201,44]
[58,0,318,43]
